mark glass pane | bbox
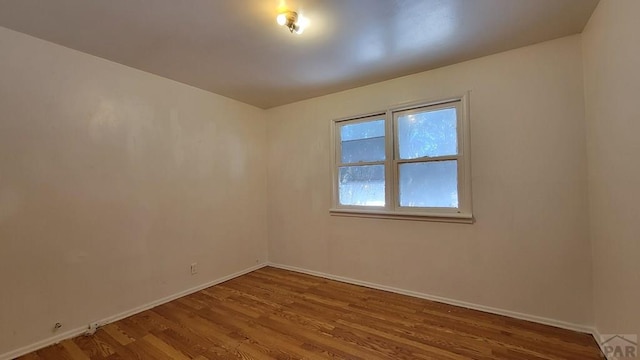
[339,165,385,206]
[340,119,385,163]
[399,161,458,208]
[397,107,457,159]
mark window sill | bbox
[329,208,474,224]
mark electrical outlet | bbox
[190,262,198,275]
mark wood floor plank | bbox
[92,329,143,360]
[16,354,41,360]
[70,332,115,359]
[60,340,91,360]
[140,334,190,360]
[16,267,604,359]
[101,324,135,346]
[34,344,74,360]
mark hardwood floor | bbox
[17,267,603,359]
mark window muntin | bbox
[336,116,387,207]
[332,96,471,221]
[393,102,462,211]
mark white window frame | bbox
[330,94,473,223]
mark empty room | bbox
[1,0,638,359]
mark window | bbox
[331,95,472,222]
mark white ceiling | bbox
[0,0,599,109]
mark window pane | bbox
[339,165,385,206]
[340,120,385,163]
[397,107,457,159]
[399,161,458,208]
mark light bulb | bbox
[276,13,287,26]
[296,14,309,33]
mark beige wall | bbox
[266,35,594,327]
[582,0,640,340]
[0,27,268,355]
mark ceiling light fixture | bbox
[276,11,308,34]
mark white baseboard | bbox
[0,263,267,360]
[267,262,596,335]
